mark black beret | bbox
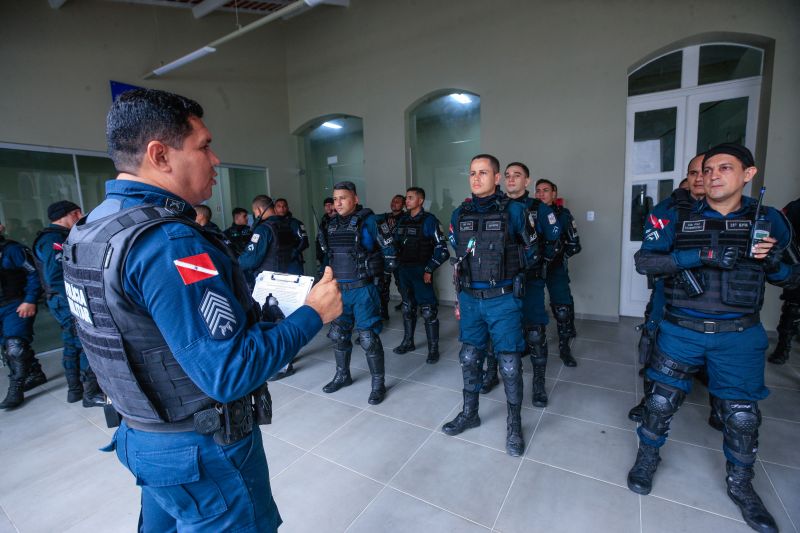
[47,200,81,221]
[333,181,357,194]
[703,143,755,169]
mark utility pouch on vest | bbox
[513,273,526,298]
[104,401,121,428]
[214,398,254,446]
[721,266,764,308]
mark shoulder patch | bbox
[250,233,261,243]
[547,213,557,225]
[199,289,237,339]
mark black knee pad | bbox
[327,322,352,350]
[459,344,485,392]
[551,304,571,323]
[498,352,522,381]
[357,330,382,354]
[639,381,685,441]
[525,325,546,347]
[5,337,31,359]
[715,398,760,460]
[420,304,438,322]
[401,302,417,319]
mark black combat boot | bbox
[393,306,416,354]
[627,443,661,495]
[323,348,353,393]
[0,353,31,410]
[424,319,439,364]
[65,370,83,403]
[23,356,47,391]
[81,370,106,408]
[552,304,577,367]
[366,353,386,405]
[442,391,481,435]
[726,462,778,533]
[380,301,390,321]
[768,300,798,365]
[481,355,499,394]
[506,403,524,456]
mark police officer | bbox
[534,178,582,367]
[768,196,800,364]
[62,89,341,531]
[274,198,310,275]
[627,154,723,430]
[482,163,560,409]
[194,204,233,249]
[0,228,43,409]
[627,143,798,533]
[315,197,335,277]
[392,187,450,363]
[240,194,303,286]
[32,201,105,407]
[376,194,405,319]
[319,181,396,405]
[224,207,253,256]
[442,154,539,457]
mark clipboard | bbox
[251,271,315,317]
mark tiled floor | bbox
[1,306,798,533]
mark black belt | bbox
[122,416,198,433]
[664,310,760,334]
[338,278,373,290]
[461,285,513,300]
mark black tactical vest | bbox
[0,239,31,306]
[324,208,383,280]
[32,226,69,297]
[62,205,257,424]
[664,205,765,314]
[257,218,295,274]
[456,198,523,286]
[396,212,435,266]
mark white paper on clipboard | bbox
[251,271,314,317]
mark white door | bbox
[619,79,761,317]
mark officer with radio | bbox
[443,154,539,457]
[392,187,450,363]
[62,88,341,531]
[318,181,397,405]
[627,143,799,533]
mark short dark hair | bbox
[275,198,288,206]
[679,178,688,187]
[535,178,557,193]
[232,207,248,217]
[392,194,405,202]
[334,181,357,194]
[406,187,425,200]
[505,162,530,177]
[252,194,274,210]
[471,154,500,174]
[194,204,212,219]
[106,88,204,174]
[323,197,334,205]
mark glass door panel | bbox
[696,97,748,152]
[632,107,677,175]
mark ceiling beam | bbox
[192,0,229,19]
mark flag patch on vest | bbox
[199,289,237,339]
[174,253,219,285]
[648,214,670,230]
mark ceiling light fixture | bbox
[449,93,472,104]
[321,121,343,130]
[150,47,217,78]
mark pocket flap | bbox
[135,445,200,487]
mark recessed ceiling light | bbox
[449,93,472,104]
[321,121,343,130]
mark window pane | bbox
[632,107,677,174]
[409,92,480,228]
[76,155,117,213]
[628,51,682,97]
[658,179,675,204]
[696,97,748,153]
[699,45,762,85]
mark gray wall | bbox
[283,0,800,325]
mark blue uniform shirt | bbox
[449,191,539,289]
[0,238,40,304]
[509,192,561,257]
[87,180,323,402]
[33,224,70,297]
[640,195,794,319]
[238,215,284,277]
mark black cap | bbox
[703,143,755,169]
[323,197,334,205]
[333,181,357,194]
[47,200,81,221]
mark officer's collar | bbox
[105,179,197,219]
[696,195,756,217]
[406,208,425,219]
[470,190,506,209]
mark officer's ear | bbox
[144,140,171,173]
[743,166,758,184]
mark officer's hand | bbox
[423,272,432,284]
[17,302,36,318]
[454,303,461,320]
[305,267,342,324]
[751,236,776,260]
[699,246,737,270]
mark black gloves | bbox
[699,246,738,269]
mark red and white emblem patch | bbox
[174,253,219,285]
[648,214,670,230]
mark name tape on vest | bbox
[64,281,94,326]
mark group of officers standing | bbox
[4,87,798,533]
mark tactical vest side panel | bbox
[259,218,295,273]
